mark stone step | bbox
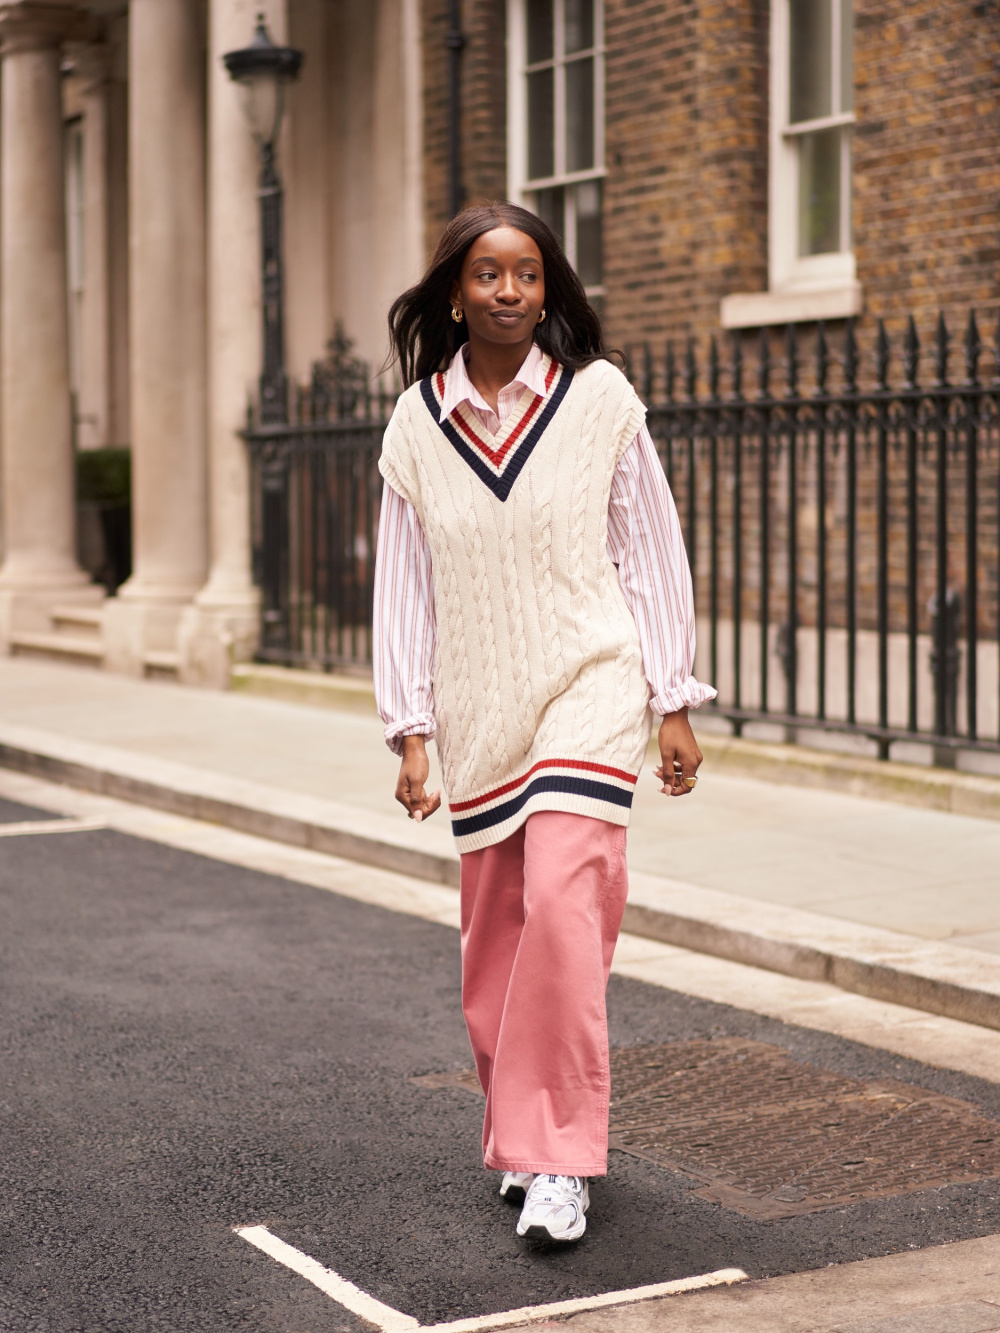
[143,649,179,680]
[50,605,103,638]
[9,631,104,665]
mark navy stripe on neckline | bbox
[451,773,633,838]
[419,364,574,502]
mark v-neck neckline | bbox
[419,359,574,503]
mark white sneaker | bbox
[499,1171,535,1205]
[516,1174,590,1241]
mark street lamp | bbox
[223,15,303,425]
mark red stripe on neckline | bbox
[451,391,545,469]
[449,758,638,813]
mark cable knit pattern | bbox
[378,360,653,853]
[528,467,567,751]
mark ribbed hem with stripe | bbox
[449,757,638,853]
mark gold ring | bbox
[683,776,698,788]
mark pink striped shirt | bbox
[373,344,716,752]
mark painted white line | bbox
[421,1268,750,1332]
[0,817,106,838]
[235,1224,748,1333]
[234,1226,420,1332]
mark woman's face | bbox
[452,227,546,348]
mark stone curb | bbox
[2,719,1000,1032]
[229,663,1000,823]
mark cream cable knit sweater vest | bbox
[379,355,652,853]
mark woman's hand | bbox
[653,708,703,798]
[395,735,442,822]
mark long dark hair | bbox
[386,201,608,387]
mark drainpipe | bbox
[446,0,466,216]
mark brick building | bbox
[423,0,1000,354]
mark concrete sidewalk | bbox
[2,656,999,1027]
[506,1233,1000,1333]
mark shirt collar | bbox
[439,342,550,423]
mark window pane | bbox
[527,0,554,64]
[574,179,602,287]
[789,0,832,123]
[527,68,555,179]
[565,56,595,172]
[534,186,565,246]
[840,0,854,112]
[564,0,594,53]
[798,127,841,255]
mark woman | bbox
[374,201,714,1243]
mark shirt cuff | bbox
[383,714,436,755]
[650,677,718,717]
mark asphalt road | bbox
[3,797,1000,1332]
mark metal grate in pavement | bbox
[412,1038,1000,1219]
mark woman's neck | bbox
[463,334,535,414]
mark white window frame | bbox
[769,0,855,294]
[506,0,606,293]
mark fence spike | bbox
[875,320,890,390]
[708,335,720,399]
[964,309,981,385]
[785,323,798,396]
[903,316,920,389]
[844,319,858,393]
[934,310,949,387]
[815,322,828,394]
[643,342,654,402]
[684,337,697,400]
[757,327,770,398]
[731,333,743,399]
[665,341,676,403]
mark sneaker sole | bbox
[500,1186,528,1205]
[517,1220,587,1242]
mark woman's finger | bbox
[414,789,442,822]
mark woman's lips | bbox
[489,309,525,324]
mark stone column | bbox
[0,0,100,646]
[103,0,208,674]
[178,0,286,687]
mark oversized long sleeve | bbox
[607,425,717,716]
[372,482,437,753]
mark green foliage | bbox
[76,448,131,507]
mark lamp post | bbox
[223,15,303,425]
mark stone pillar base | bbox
[0,579,103,650]
[177,595,259,690]
[103,594,192,676]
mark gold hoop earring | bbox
[451,306,464,323]
[537,308,547,323]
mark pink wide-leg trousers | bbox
[459,810,629,1177]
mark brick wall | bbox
[419,0,1000,355]
[853,0,1000,336]
[602,0,769,355]
[421,0,508,263]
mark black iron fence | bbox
[246,313,1000,761]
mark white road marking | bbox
[0,817,106,838]
[235,1224,747,1332]
[234,1226,420,1331]
[421,1268,749,1331]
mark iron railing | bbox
[246,313,1000,761]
